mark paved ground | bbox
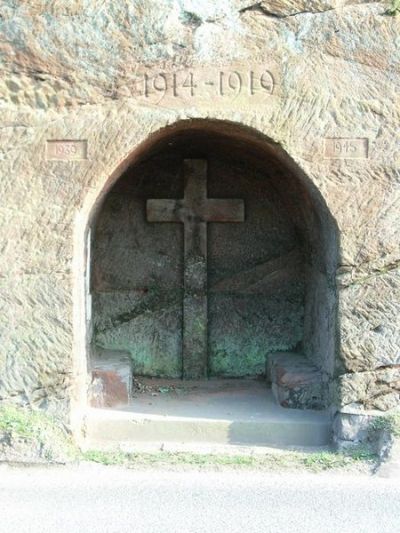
[87,380,331,448]
[0,464,399,533]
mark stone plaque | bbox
[324,138,369,159]
[46,140,88,160]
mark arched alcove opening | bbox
[85,120,338,423]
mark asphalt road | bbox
[0,464,399,533]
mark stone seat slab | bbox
[268,353,326,410]
[89,350,133,408]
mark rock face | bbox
[0,0,399,430]
[338,368,400,411]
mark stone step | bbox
[84,380,332,449]
[268,353,327,410]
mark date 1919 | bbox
[138,68,275,100]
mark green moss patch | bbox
[369,412,400,438]
[386,0,400,15]
[0,404,78,462]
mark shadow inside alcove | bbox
[85,119,339,447]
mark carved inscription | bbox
[324,138,369,159]
[142,69,273,98]
[130,65,277,106]
[47,140,88,160]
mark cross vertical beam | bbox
[182,160,208,379]
[146,159,245,379]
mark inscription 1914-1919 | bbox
[130,65,276,106]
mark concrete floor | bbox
[85,379,332,449]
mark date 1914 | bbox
[132,66,276,104]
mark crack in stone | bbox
[239,2,336,18]
[375,364,400,371]
[94,290,182,335]
[181,11,203,27]
[338,259,400,288]
[339,366,400,378]
[239,1,383,19]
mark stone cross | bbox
[146,159,245,378]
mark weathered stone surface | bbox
[268,353,327,409]
[332,412,372,442]
[0,0,398,422]
[337,267,400,372]
[338,368,400,411]
[0,405,76,463]
[89,351,132,408]
[0,434,68,464]
[93,291,183,378]
[377,433,400,478]
[240,0,373,17]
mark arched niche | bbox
[83,119,338,409]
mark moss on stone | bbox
[0,404,78,462]
[369,412,400,438]
[386,0,400,15]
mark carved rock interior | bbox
[89,122,338,406]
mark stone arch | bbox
[72,119,339,430]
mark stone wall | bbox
[0,1,399,424]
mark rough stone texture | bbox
[338,268,400,372]
[0,434,65,464]
[268,352,327,409]
[332,412,372,443]
[337,368,400,411]
[0,0,399,426]
[89,351,132,408]
[377,433,400,478]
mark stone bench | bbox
[268,352,326,410]
[89,351,132,408]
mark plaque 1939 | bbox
[129,65,276,106]
[46,140,88,161]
